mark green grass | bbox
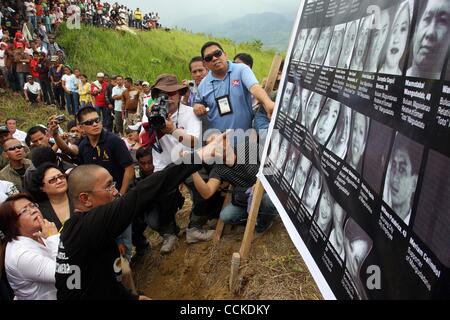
[57,24,277,83]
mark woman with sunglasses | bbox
[29,163,73,230]
[0,193,59,300]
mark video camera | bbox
[146,93,169,129]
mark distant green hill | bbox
[57,25,277,84]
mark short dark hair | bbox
[200,41,224,58]
[30,162,61,202]
[76,106,98,124]
[136,147,152,161]
[234,53,254,69]
[26,126,47,144]
[67,120,77,132]
[0,193,36,243]
[125,77,133,84]
[189,56,204,72]
[31,146,57,167]
[5,118,17,124]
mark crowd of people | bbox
[0,0,279,301]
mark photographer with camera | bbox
[182,56,208,108]
[47,115,80,160]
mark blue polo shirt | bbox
[78,130,133,190]
[195,61,258,131]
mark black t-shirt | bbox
[13,166,26,177]
[78,130,134,190]
[55,157,202,300]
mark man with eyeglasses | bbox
[193,41,275,132]
[0,138,31,192]
[76,106,135,260]
[55,132,234,299]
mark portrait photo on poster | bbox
[311,26,334,66]
[284,145,301,184]
[350,14,373,71]
[299,87,311,126]
[328,201,348,263]
[344,217,373,300]
[337,19,361,69]
[414,150,450,268]
[292,154,313,199]
[346,111,370,175]
[382,133,424,226]
[293,29,310,61]
[378,0,414,76]
[288,81,303,120]
[301,27,321,63]
[304,92,326,133]
[313,184,334,236]
[406,0,450,80]
[280,82,295,114]
[313,98,341,146]
[302,166,323,216]
[268,129,281,165]
[275,137,290,172]
[363,120,394,194]
[324,22,347,68]
[326,104,352,160]
[364,5,396,73]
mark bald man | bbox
[55,133,233,300]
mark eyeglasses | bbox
[204,49,223,62]
[81,117,101,126]
[6,145,24,152]
[45,173,66,185]
[87,182,117,194]
[18,202,39,217]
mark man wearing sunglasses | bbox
[0,138,31,192]
[193,41,275,132]
[76,106,135,260]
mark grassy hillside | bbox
[57,25,277,84]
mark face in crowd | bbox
[30,130,51,148]
[410,0,450,77]
[3,139,25,162]
[203,45,228,75]
[79,111,103,137]
[138,154,154,177]
[41,168,68,197]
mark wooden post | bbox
[263,54,283,94]
[229,252,241,293]
[214,186,233,242]
[239,179,265,261]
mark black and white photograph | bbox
[284,146,301,184]
[324,23,346,67]
[382,133,424,226]
[292,29,310,61]
[414,150,450,268]
[302,166,323,216]
[378,0,413,76]
[304,92,326,131]
[363,120,393,194]
[337,19,360,69]
[328,202,347,262]
[313,185,334,236]
[288,82,303,120]
[268,129,282,165]
[350,15,373,71]
[301,27,321,63]
[344,217,373,300]
[346,111,370,174]
[280,82,295,114]
[327,105,352,160]
[300,88,312,127]
[275,137,290,172]
[313,98,340,146]
[406,0,450,79]
[311,26,334,65]
[292,155,313,198]
[364,6,394,73]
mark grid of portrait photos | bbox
[262,0,450,300]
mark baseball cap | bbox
[96,72,105,78]
[142,81,150,87]
[26,75,33,79]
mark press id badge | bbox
[216,95,233,116]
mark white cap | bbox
[142,81,150,87]
[96,72,105,78]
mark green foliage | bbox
[57,24,276,84]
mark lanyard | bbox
[211,73,232,100]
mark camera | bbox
[146,93,169,129]
[55,115,66,124]
[187,80,195,87]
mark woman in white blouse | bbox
[0,193,59,300]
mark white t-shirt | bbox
[12,129,27,143]
[62,74,76,92]
[5,235,60,300]
[152,104,202,172]
[0,49,5,68]
[0,180,19,204]
[24,82,41,94]
[112,85,125,112]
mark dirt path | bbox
[132,190,322,300]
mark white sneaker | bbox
[160,234,178,254]
[186,227,215,244]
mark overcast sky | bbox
[120,0,299,26]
